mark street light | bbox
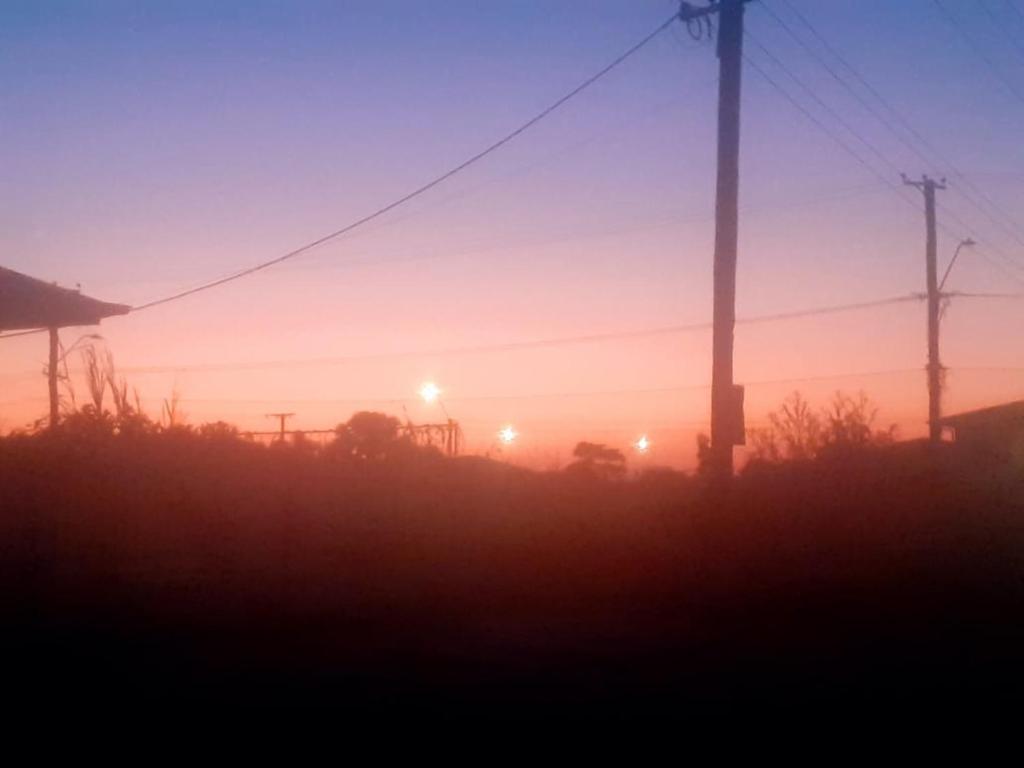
[498,425,518,445]
[939,237,976,291]
[418,380,450,420]
[419,381,441,404]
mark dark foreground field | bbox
[2,433,1022,717]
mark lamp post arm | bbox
[939,239,975,292]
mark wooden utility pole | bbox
[48,327,59,430]
[903,174,947,443]
[708,0,748,477]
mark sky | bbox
[2,0,1023,468]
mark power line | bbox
[956,171,1024,183]
[741,33,942,220]
[130,12,681,313]
[744,25,1024,284]
[979,0,1024,60]
[971,247,1024,286]
[127,77,721,303]
[736,294,925,323]
[745,27,1023,300]
[0,328,47,341]
[762,0,1024,253]
[71,367,932,407]
[745,29,903,178]
[937,214,1024,280]
[741,41,923,217]
[267,181,888,278]
[946,290,1024,299]
[932,0,1024,108]
[1008,0,1024,25]
[0,181,890,345]
[954,364,1024,372]
[4,294,922,379]
[4,365,1016,410]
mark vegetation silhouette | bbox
[747,390,896,465]
[1,349,1022,716]
[330,411,427,463]
[565,441,627,480]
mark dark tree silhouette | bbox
[332,411,409,461]
[749,391,895,465]
[198,421,241,442]
[820,391,895,450]
[566,441,626,480]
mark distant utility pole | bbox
[681,0,751,477]
[902,174,947,444]
[266,412,295,442]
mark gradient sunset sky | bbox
[2,0,1023,467]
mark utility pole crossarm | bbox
[678,0,755,22]
[266,412,296,442]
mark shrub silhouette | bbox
[820,391,896,454]
[331,411,411,462]
[566,440,626,480]
[198,420,242,442]
[748,390,895,465]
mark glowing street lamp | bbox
[498,425,518,445]
[419,381,441,404]
[418,380,451,420]
[634,435,651,454]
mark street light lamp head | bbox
[419,381,441,404]
[940,238,979,292]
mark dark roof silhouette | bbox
[938,400,1024,428]
[0,266,130,331]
